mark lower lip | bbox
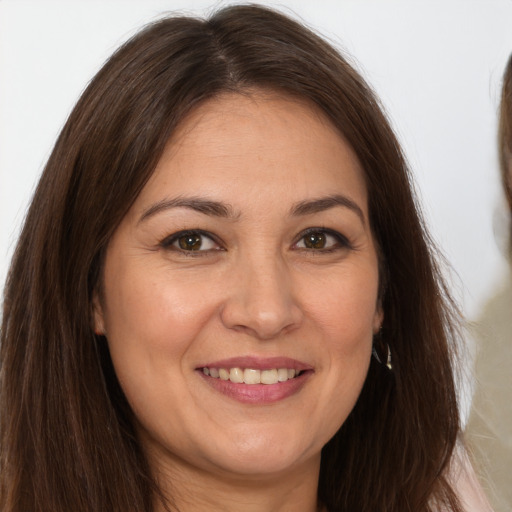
[198,371,312,404]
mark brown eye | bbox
[295,229,349,251]
[162,230,220,253]
[304,232,326,249]
[178,233,202,251]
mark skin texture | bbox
[94,92,382,512]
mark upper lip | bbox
[197,356,313,372]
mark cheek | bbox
[105,262,214,333]
[101,263,220,382]
[303,265,380,351]
[315,275,377,425]
[100,264,224,438]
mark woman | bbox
[0,5,488,511]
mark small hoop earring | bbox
[372,343,392,371]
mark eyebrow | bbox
[291,194,366,225]
[138,193,365,224]
[139,196,238,223]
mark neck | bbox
[151,452,322,512]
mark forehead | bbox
[134,91,368,216]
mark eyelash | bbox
[160,230,223,256]
[159,227,352,256]
[293,227,352,253]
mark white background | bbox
[1,0,512,320]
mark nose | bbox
[220,253,303,340]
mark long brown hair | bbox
[1,5,462,511]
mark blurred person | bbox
[466,54,512,512]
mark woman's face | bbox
[94,92,382,482]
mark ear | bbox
[372,305,384,335]
[92,291,106,336]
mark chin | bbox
[212,451,314,479]
[204,431,321,478]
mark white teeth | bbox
[202,366,301,384]
[277,368,288,382]
[243,368,261,384]
[229,367,244,383]
[261,369,278,384]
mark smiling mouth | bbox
[201,367,304,385]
